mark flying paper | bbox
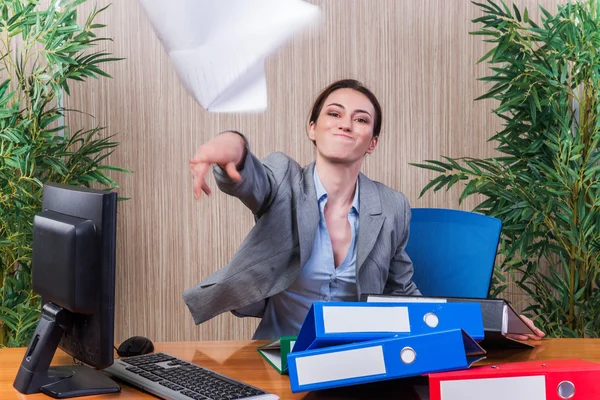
[139,0,320,112]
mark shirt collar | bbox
[313,167,360,214]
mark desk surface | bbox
[2,339,600,400]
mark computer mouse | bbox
[117,336,154,357]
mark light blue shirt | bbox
[253,168,359,339]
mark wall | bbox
[65,0,563,342]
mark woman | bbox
[186,79,544,341]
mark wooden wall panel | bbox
[64,0,563,342]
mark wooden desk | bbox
[2,339,600,400]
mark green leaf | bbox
[539,5,554,21]
[419,175,447,198]
[459,179,479,203]
[97,165,132,173]
[476,46,498,64]
[409,162,447,173]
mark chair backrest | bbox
[405,208,502,298]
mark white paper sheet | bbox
[139,0,320,112]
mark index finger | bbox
[192,162,211,199]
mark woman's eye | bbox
[328,112,340,117]
[356,118,369,124]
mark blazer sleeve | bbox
[212,134,291,216]
[231,299,266,319]
[384,194,421,296]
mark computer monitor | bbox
[13,182,120,397]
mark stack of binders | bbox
[287,301,487,393]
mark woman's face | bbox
[308,88,378,165]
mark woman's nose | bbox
[338,119,351,132]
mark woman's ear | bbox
[366,136,379,154]
[308,121,316,141]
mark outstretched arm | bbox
[190,131,276,215]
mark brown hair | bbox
[308,79,382,138]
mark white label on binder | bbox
[322,306,410,333]
[367,296,447,303]
[295,345,386,385]
[440,376,546,400]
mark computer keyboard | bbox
[104,352,279,400]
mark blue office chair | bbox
[405,208,502,298]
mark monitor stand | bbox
[12,302,120,398]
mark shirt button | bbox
[324,295,330,301]
[329,274,334,280]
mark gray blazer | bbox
[183,149,420,325]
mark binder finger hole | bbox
[400,347,416,364]
[557,381,575,399]
[423,312,439,328]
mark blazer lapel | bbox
[297,162,320,268]
[356,173,385,272]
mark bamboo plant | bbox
[0,0,128,347]
[413,0,600,337]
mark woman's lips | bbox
[332,133,353,140]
